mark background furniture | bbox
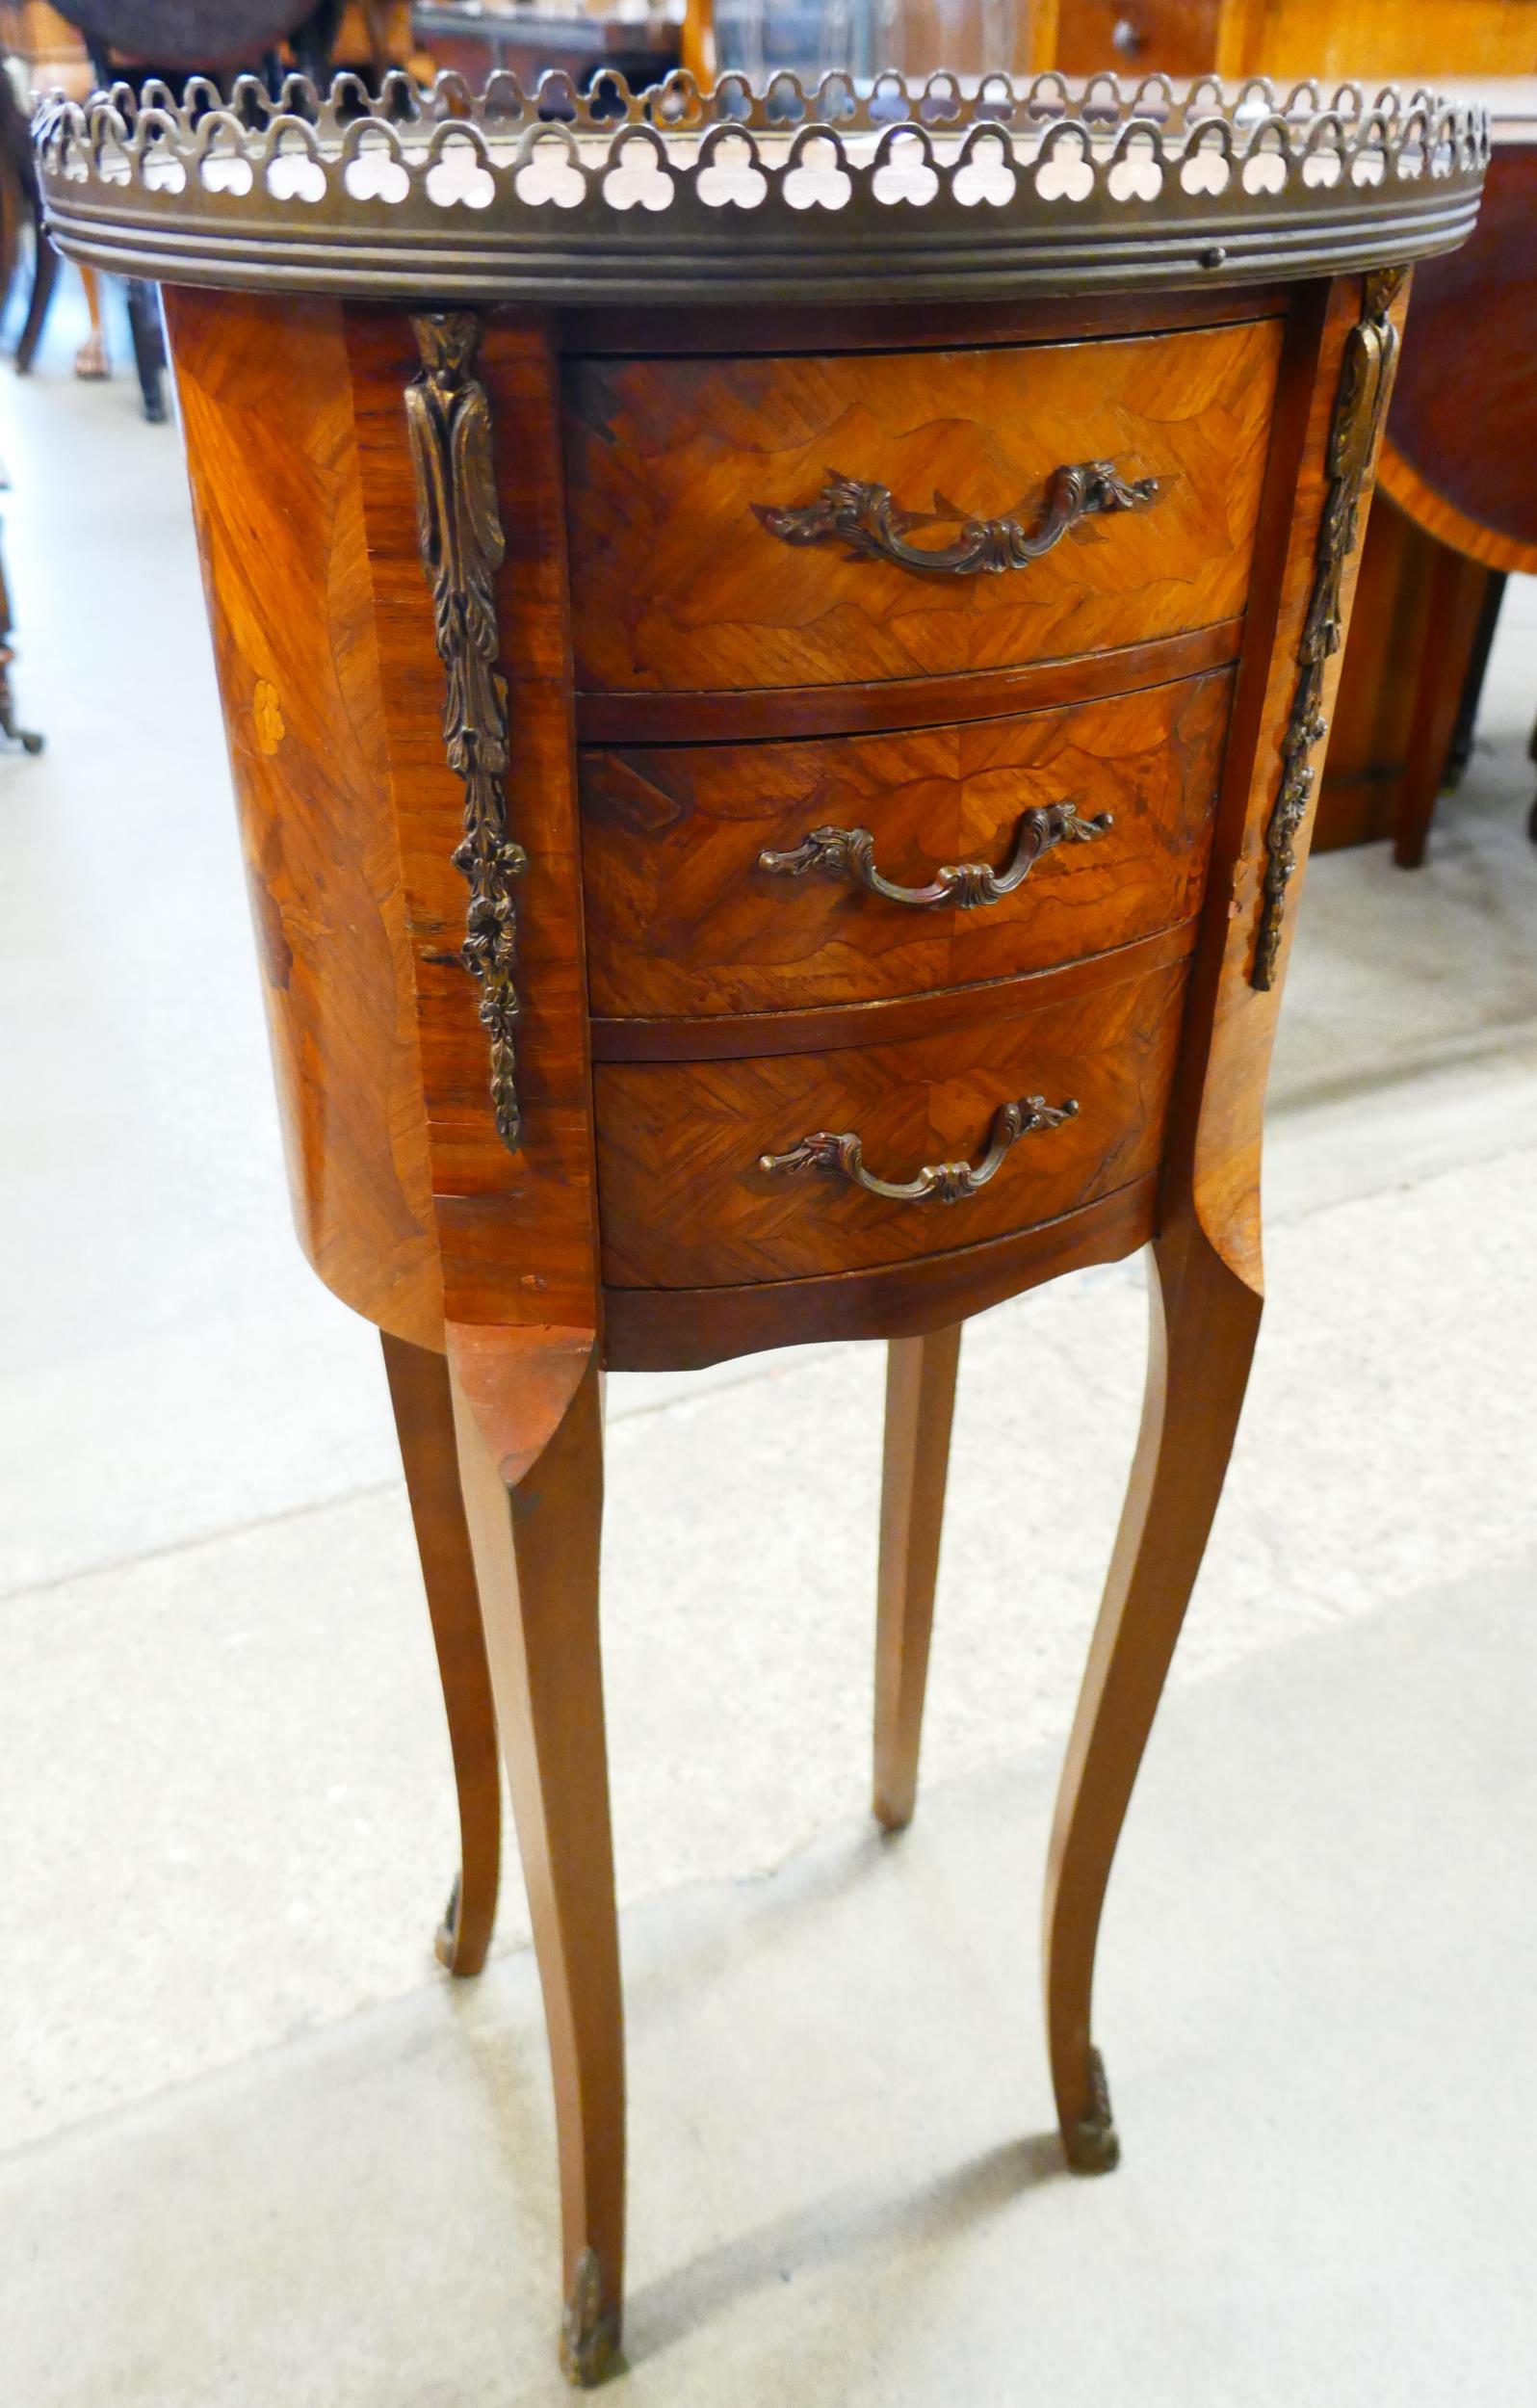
[692,0,1537,81]
[412,2,682,92]
[4,3,422,404]
[1319,101,1537,861]
[39,69,1486,2386]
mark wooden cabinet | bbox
[37,69,1485,2385]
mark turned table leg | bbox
[873,1323,962,1832]
[449,1334,624,2388]
[381,1331,502,1976]
[1043,1223,1263,2173]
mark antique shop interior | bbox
[1,6,1534,2404]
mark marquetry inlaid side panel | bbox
[345,305,602,1335]
[1171,270,1413,1285]
[165,285,444,1348]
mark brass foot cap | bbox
[1066,2045,1121,2175]
[433,1872,462,1972]
[560,2249,622,2389]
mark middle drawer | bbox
[581,669,1229,1019]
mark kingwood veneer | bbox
[38,67,1485,2385]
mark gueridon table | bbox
[39,67,1485,2383]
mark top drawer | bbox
[563,318,1283,697]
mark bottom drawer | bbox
[595,956,1186,1289]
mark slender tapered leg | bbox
[1043,1222,1263,2171]
[873,1322,962,1832]
[450,1334,623,2388]
[381,1330,502,1976]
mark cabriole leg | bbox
[450,1339,623,2387]
[1043,1222,1263,2173]
[873,1322,962,1832]
[381,1330,502,1976]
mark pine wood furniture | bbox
[39,70,1485,2385]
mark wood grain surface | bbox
[873,1322,962,1833]
[581,670,1230,1018]
[165,285,445,1348]
[588,920,1198,1064]
[564,321,1284,695]
[596,955,1186,1288]
[573,617,1242,746]
[602,1174,1159,1371]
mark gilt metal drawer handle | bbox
[759,1094,1078,1205]
[759,798,1112,910]
[754,461,1159,579]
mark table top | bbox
[1378,130,1537,574]
[37,68,1488,306]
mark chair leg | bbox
[125,278,168,424]
[873,1322,962,1832]
[13,213,59,378]
[381,1330,502,1976]
[449,1330,623,2388]
[1043,1224,1263,2173]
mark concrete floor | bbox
[2,290,1536,2400]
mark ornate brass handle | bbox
[758,798,1111,910]
[759,1094,1078,1205]
[753,461,1159,578]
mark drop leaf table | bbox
[39,67,1485,2384]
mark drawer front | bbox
[1054,0,1222,77]
[596,957,1185,1288]
[564,321,1282,696]
[582,670,1229,1019]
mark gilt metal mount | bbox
[1253,266,1407,989]
[1067,2044,1122,2174]
[756,461,1158,579]
[760,798,1111,909]
[406,309,527,1151]
[560,2246,620,2388]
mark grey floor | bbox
[2,290,1536,2403]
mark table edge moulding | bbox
[37,68,1485,2388]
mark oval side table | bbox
[39,70,1485,2384]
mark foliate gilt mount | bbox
[1252,265,1406,989]
[760,798,1112,910]
[755,462,1159,579]
[406,309,527,1152]
[760,1094,1079,1205]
